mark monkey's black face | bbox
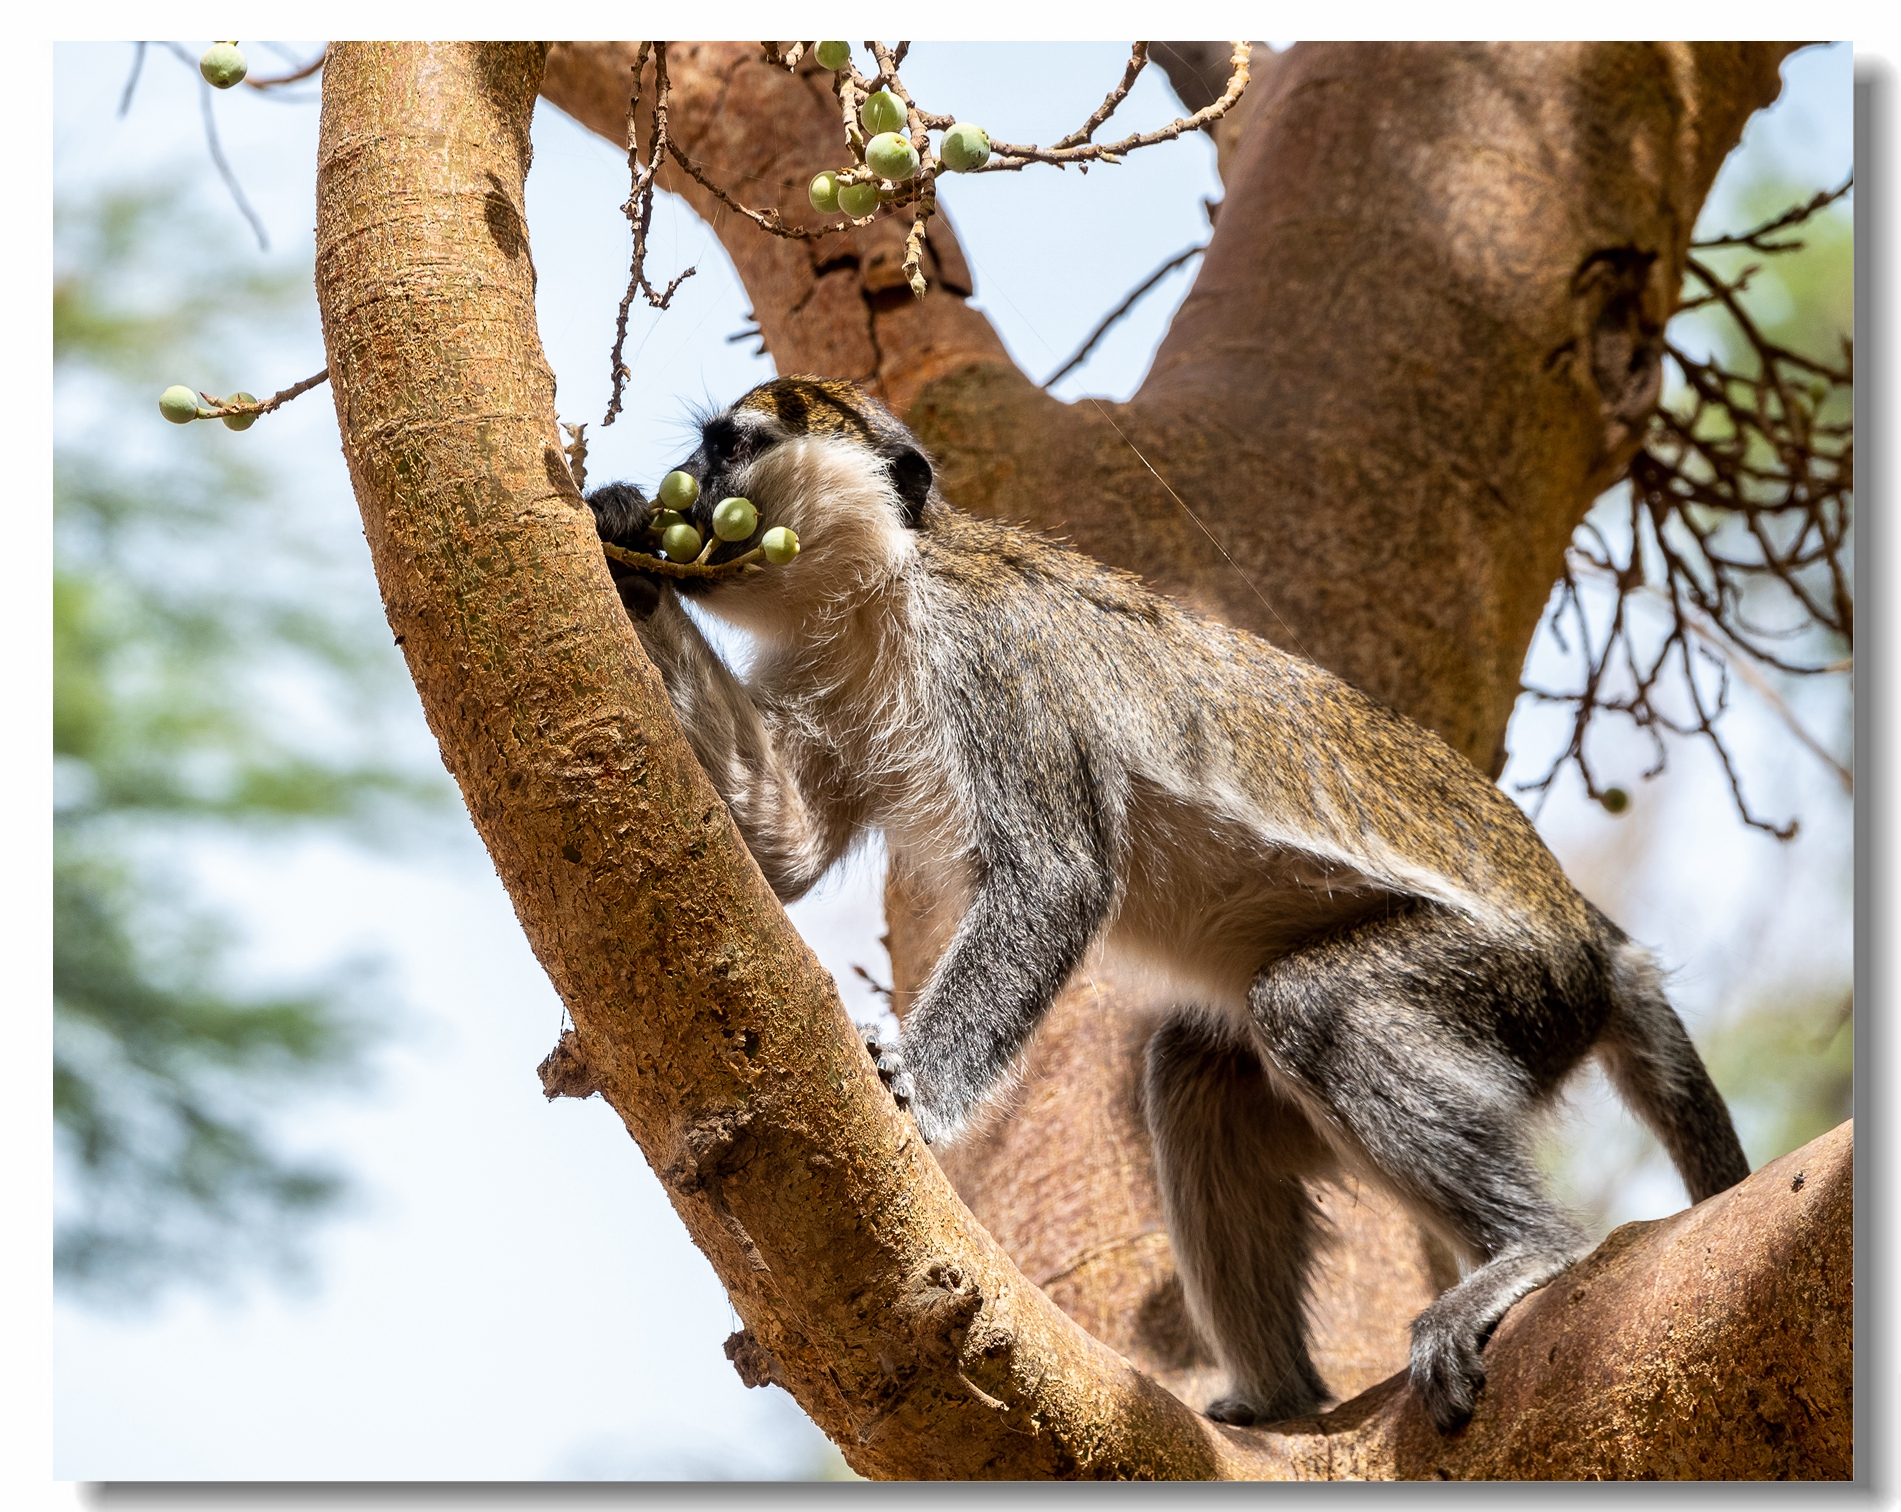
[669,379,938,565]
[588,378,940,609]
[650,409,785,595]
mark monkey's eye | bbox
[703,419,750,468]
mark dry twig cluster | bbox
[603,39,1250,424]
[1521,182,1854,835]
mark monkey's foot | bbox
[1203,1381,1322,1428]
[1408,1244,1578,1433]
[1203,1395,1266,1427]
[863,1032,919,1124]
[1408,1309,1485,1434]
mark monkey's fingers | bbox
[862,1033,923,1133]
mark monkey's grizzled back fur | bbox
[588,376,1751,1436]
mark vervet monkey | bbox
[586,376,1750,1433]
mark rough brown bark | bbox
[538,39,1812,1428]
[315,41,1848,1478]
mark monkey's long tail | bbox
[1595,937,1753,1203]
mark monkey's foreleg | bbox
[626,595,851,903]
[888,850,1113,1145]
[1145,1011,1333,1426]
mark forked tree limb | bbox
[538,38,1819,1429]
[317,42,1849,1478]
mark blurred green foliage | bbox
[54,184,446,1299]
[1707,990,1853,1167]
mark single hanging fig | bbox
[761,526,800,566]
[814,41,852,70]
[860,89,905,137]
[657,470,700,510]
[713,497,759,542]
[866,132,920,183]
[837,180,880,218]
[940,122,991,173]
[220,392,258,431]
[159,385,202,424]
[661,522,703,561]
[199,43,247,89]
[809,171,841,213]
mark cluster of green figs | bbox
[648,469,801,568]
[806,42,990,219]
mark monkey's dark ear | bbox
[888,446,933,527]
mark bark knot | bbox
[536,1029,600,1100]
[724,1327,784,1389]
[665,1102,774,1273]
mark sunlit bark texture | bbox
[316,42,1848,1477]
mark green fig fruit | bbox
[661,522,704,561]
[761,526,800,565]
[838,180,880,218]
[860,89,905,137]
[814,40,852,70]
[713,496,759,542]
[199,43,248,89]
[866,132,920,183]
[940,122,991,173]
[657,470,700,510]
[220,392,258,431]
[159,385,202,424]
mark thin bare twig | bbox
[197,74,269,251]
[118,42,147,117]
[1691,177,1853,252]
[605,42,698,427]
[1043,243,1205,388]
[195,367,330,422]
[245,47,327,89]
[976,41,1250,172]
[1569,556,1852,794]
[1051,43,1149,150]
[669,144,835,239]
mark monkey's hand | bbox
[586,481,667,620]
[863,1030,926,1141]
[587,480,653,542]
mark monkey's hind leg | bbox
[1144,1010,1333,1427]
[1247,905,1590,1434]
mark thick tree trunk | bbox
[316,41,1848,1477]
[538,38,1816,1424]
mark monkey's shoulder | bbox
[915,509,1158,615]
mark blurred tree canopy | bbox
[53,185,446,1299]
